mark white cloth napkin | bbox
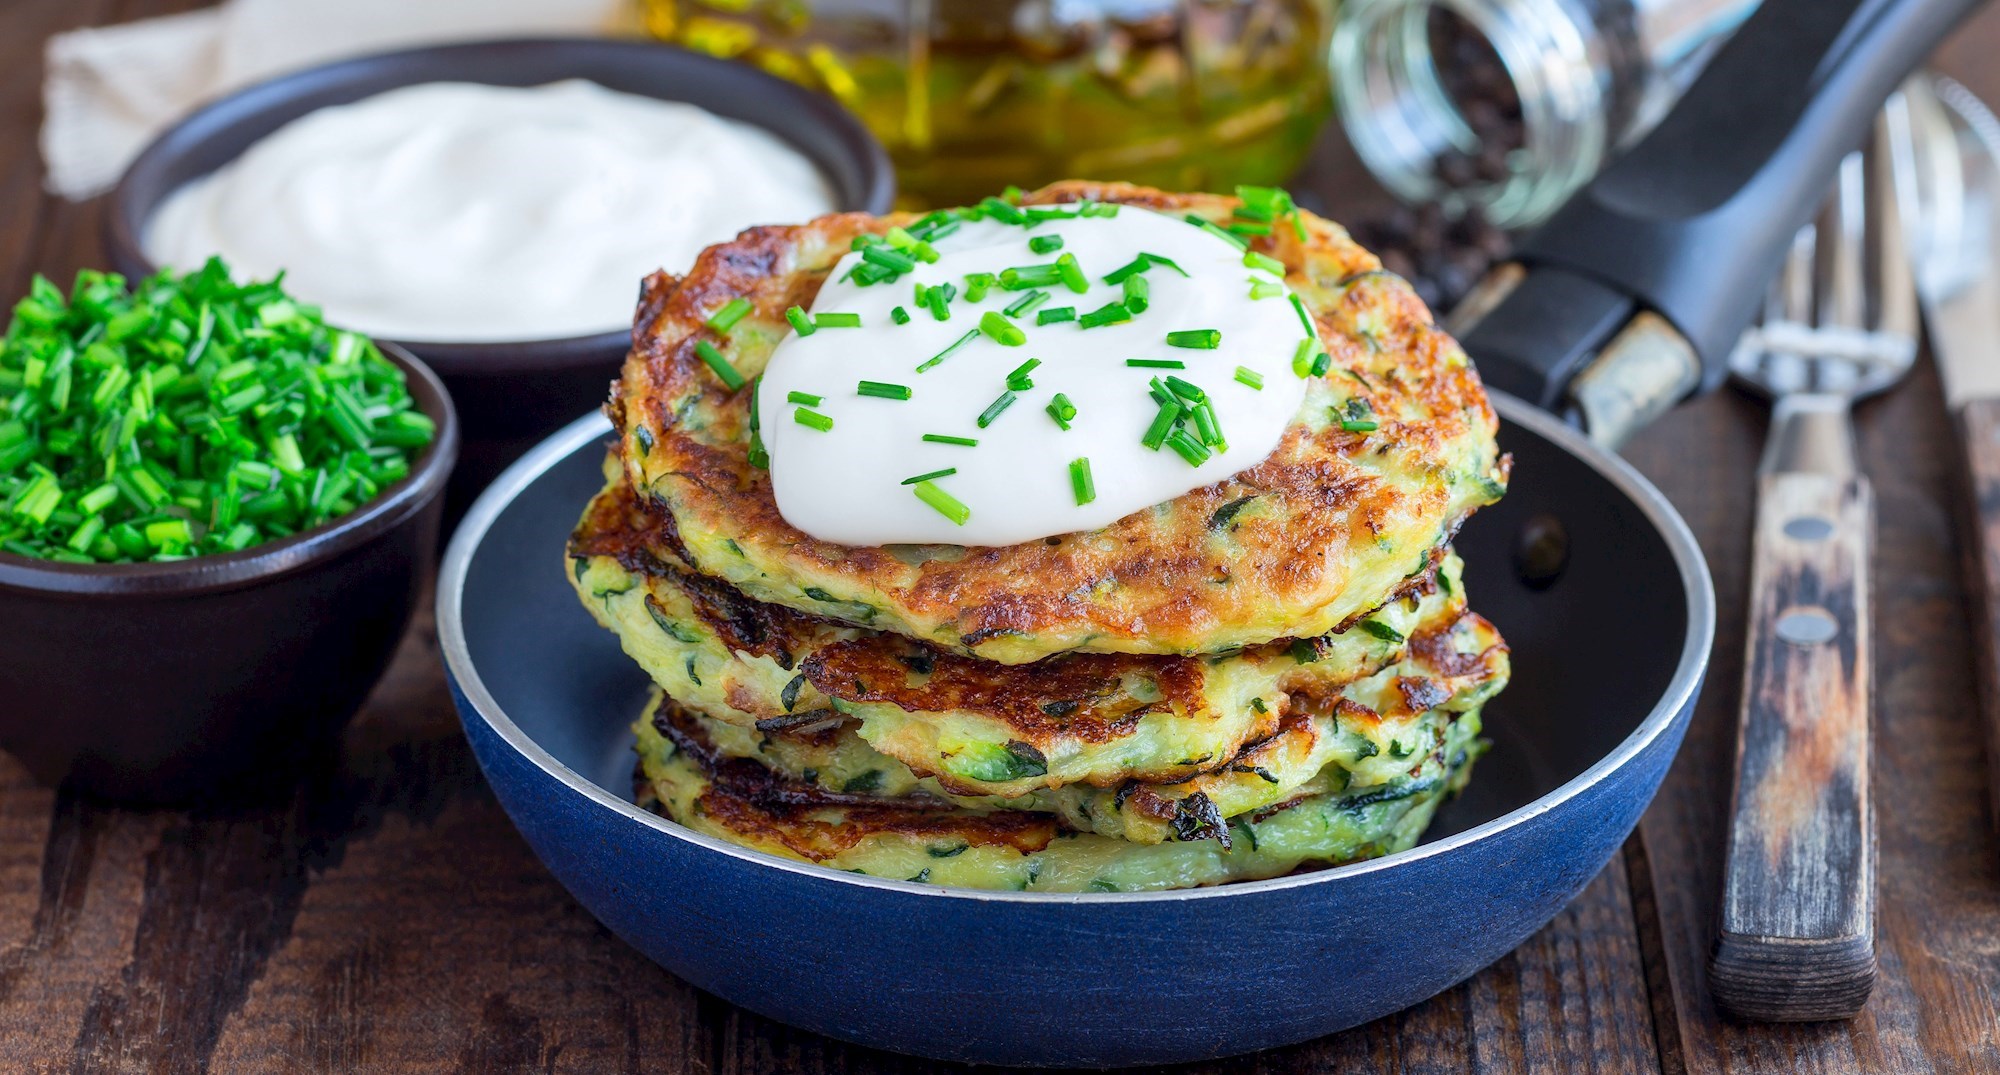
[42,0,633,200]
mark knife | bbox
[1900,75,2000,835]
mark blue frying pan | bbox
[437,0,1973,1065]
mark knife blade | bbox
[1902,75,2000,838]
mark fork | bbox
[1708,120,1918,1023]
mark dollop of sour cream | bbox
[146,80,834,342]
[758,205,1313,547]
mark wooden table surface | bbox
[6,3,2000,1072]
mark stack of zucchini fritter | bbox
[568,183,1513,893]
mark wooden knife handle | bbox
[1954,398,2000,837]
[1710,471,1876,1022]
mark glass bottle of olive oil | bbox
[640,0,1336,208]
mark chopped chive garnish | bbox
[1166,329,1221,349]
[913,480,971,525]
[1070,457,1095,506]
[706,297,754,334]
[1164,376,1207,402]
[979,310,1027,346]
[857,380,912,400]
[1237,185,1294,212]
[1056,252,1088,294]
[1029,234,1064,254]
[1340,417,1379,433]
[1292,338,1320,377]
[979,197,1027,226]
[1006,358,1041,391]
[976,391,1018,428]
[891,305,911,324]
[748,377,769,469]
[815,311,862,328]
[1126,358,1186,369]
[901,467,957,485]
[1078,302,1131,329]
[1002,185,1025,204]
[1289,293,1318,339]
[1025,206,1079,222]
[1193,400,1225,448]
[886,226,940,263]
[965,272,997,302]
[926,283,954,321]
[861,246,915,273]
[1227,222,1273,237]
[793,407,833,432]
[1082,202,1120,217]
[1005,290,1051,319]
[917,329,979,372]
[1235,366,1265,390]
[1047,393,1078,430]
[1000,264,1063,290]
[1102,257,1150,285]
[1234,204,1273,223]
[1310,351,1332,377]
[1249,279,1286,300]
[923,433,979,447]
[1186,213,1250,250]
[1243,250,1286,276]
[1037,306,1076,325]
[1122,274,1150,314]
[695,341,745,390]
[1147,376,1175,405]
[1165,427,1212,466]
[785,305,816,336]
[786,390,824,406]
[1141,252,1189,277]
[1142,399,1184,450]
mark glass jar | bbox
[640,0,1337,209]
[1330,0,1758,227]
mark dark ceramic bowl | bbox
[0,344,458,805]
[438,397,1713,1067]
[104,37,896,510]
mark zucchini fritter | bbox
[636,693,1485,892]
[612,181,1506,665]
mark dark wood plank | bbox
[1950,398,2000,835]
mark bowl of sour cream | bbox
[106,38,895,504]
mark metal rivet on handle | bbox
[1775,606,1840,646]
[1783,516,1834,541]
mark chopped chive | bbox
[926,284,954,321]
[694,341,746,390]
[815,311,862,328]
[1292,338,1320,377]
[1147,376,1175,405]
[979,197,1027,226]
[1122,274,1150,314]
[1193,400,1225,448]
[1289,293,1318,339]
[786,390,824,406]
[785,305,816,336]
[1310,351,1332,377]
[891,305,911,325]
[1141,252,1189,277]
[976,391,1018,428]
[1243,250,1286,276]
[1000,264,1064,290]
[1249,278,1286,300]
[901,467,957,485]
[1046,393,1077,430]
[1005,290,1051,318]
[1037,306,1076,325]
[1070,457,1095,505]
[916,329,980,372]
[861,246,916,274]
[923,433,979,447]
[1126,358,1186,369]
[1082,201,1120,217]
[1166,329,1221,349]
[1186,213,1250,250]
[1006,358,1041,391]
[979,310,1027,346]
[886,226,940,263]
[1235,366,1265,390]
[1078,302,1131,329]
[965,272,997,302]
[1340,417,1379,433]
[1237,184,1294,212]
[1226,221,1273,237]
[1164,376,1206,403]
[793,407,833,432]
[1165,427,1212,466]
[1002,185,1025,204]
[706,297,754,334]
[913,480,971,525]
[857,380,913,400]
[1103,257,1150,284]
[1142,399,1184,450]
[1024,206,1078,222]
[1029,235,1064,254]
[1056,252,1088,294]
[1234,203,1274,223]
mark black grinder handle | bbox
[1460,0,1985,414]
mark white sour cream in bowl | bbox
[145,80,836,343]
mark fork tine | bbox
[1782,223,1816,324]
[1870,104,1919,343]
[1821,151,1868,331]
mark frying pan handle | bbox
[1456,0,1982,438]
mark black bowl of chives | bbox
[0,265,458,805]
[104,37,897,516]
